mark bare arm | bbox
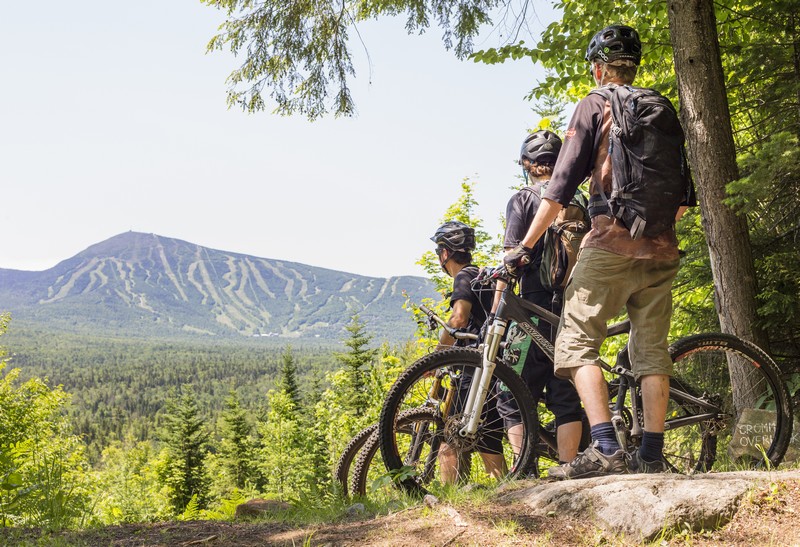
[438,299,471,348]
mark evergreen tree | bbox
[334,315,378,420]
[257,389,305,500]
[301,365,332,493]
[278,345,302,410]
[160,385,210,513]
[530,93,568,134]
[218,389,259,490]
[307,364,324,408]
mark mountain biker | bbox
[503,24,696,478]
[497,130,585,465]
[431,221,506,482]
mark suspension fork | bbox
[460,316,507,437]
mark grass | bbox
[491,517,520,536]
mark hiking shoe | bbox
[629,450,669,474]
[546,442,628,480]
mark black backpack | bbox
[590,84,693,240]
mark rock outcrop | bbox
[501,469,800,540]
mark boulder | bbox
[501,470,800,540]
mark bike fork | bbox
[460,318,506,438]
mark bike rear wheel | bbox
[378,347,538,495]
[334,423,378,497]
[351,407,442,498]
[667,333,792,471]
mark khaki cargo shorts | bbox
[554,247,680,381]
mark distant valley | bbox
[0,231,439,343]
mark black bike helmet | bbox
[430,221,476,252]
[585,24,642,65]
[519,130,562,165]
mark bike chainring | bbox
[443,414,481,452]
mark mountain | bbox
[0,232,438,342]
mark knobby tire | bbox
[667,333,792,470]
[334,423,378,497]
[378,347,538,496]
[351,407,441,497]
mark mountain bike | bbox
[334,318,474,498]
[378,265,793,495]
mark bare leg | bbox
[479,452,508,479]
[556,421,582,462]
[438,442,459,484]
[570,365,612,427]
[640,374,669,433]
[506,423,523,457]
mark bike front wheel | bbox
[378,347,538,495]
[666,333,793,471]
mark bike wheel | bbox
[334,423,378,497]
[351,407,442,498]
[378,347,538,495]
[667,333,792,471]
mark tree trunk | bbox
[666,0,767,349]
[667,0,770,409]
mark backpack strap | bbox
[588,194,610,218]
[587,84,623,221]
[588,86,614,102]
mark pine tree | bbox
[218,389,259,490]
[278,345,302,410]
[160,385,210,513]
[302,365,331,493]
[334,315,378,420]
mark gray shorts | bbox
[554,247,680,381]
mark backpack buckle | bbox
[629,216,647,240]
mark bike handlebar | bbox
[418,304,479,341]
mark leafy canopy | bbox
[202,0,504,119]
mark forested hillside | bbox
[0,311,432,528]
[5,328,338,460]
[0,231,437,342]
[2,0,800,540]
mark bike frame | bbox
[421,277,721,448]
[459,280,560,438]
[458,274,635,440]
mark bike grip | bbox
[419,304,433,316]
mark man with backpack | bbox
[498,130,587,465]
[503,24,696,478]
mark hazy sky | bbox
[1,1,561,278]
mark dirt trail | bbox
[3,479,800,546]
